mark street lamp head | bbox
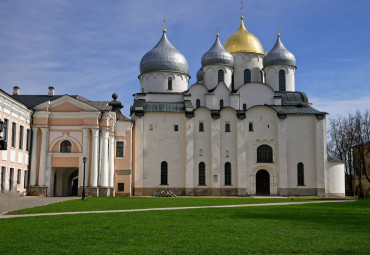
[83,156,87,163]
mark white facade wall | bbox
[264,65,296,91]
[139,72,189,93]
[238,83,275,109]
[232,53,264,90]
[326,161,345,196]
[202,66,233,91]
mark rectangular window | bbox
[117,183,124,192]
[26,129,31,151]
[17,169,21,184]
[174,125,178,131]
[1,166,5,192]
[116,141,124,157]
[249,123,254,132]
[3,119,9,142]
[11,122,16,148]
[24,170,28,188]
[19,125,24,150]
[199,122,204,132]
[149,124,153,130]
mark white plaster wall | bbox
[188,84,208,108]
[286,115,316,188]
[264,65,296,92]
[205,83,231,110]
[193,108,212,187]
[139,72,189,93]
[232,53,264,90]
[142,112,186,188]
[238,83,275,109]
[326,161,345,195]
[203,65,233,91]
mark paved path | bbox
[0,193,79,215]
[0,199,356,219]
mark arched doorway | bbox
[256,170,270,195]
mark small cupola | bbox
[263,34,296,67]
[201,33,234,67]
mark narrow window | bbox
[196,99,200,108]
[161,161,168,185]
[279,70,286,91]
[24,170,28,188]
[243,104,247,111]
[225,162,232,185]
[174,125,179,131]
[19,125,24,150]
[226,150,229,158]
[26,129,31,152]
[118,183,125,192]
[199,149,203,157]
[225,123,231,132]
[244,69,251,83]
[60,140,72,153]
[249,123,254,132]
[17,169,21,184]
[220,99,224,109]
[218,69,224,83]
[116,141,124,157]
[9,168,14,191]
[168,77,172,90]
[259,70,263,83]
[257,144,273,163]
[11,122,16,148]
[199,122,204,132]
[3,119,9,143]
[199,162,206,185]
[297,163,304,185]
[149,124,153,130]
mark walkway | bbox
[0,199,355,219]
[0,193,79,215]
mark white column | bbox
[30,127,39,186]
[237,119,247,195]
[100,128,109,187]
[108,134,115,188]
[211,118,221,193]
[277,118,288,196]
[46,152,52,196]
[90,128,99,187]
[185,117,194,195]
[315,117,326,196]
[38,127,49,186]
[80,129,90,187]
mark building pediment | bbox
[34,95,100,112]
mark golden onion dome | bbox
[224,16,264,54]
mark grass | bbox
[0,199,368,254]
[6,197,336,215]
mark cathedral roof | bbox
[224,16,264,54]
[201,35,234,67]
[263,35,296,67]
[196,68,203,82]
[140,31,189,75]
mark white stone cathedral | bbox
[130,17,345,197]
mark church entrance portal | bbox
[52,167,79,196]
[256,170,270,195]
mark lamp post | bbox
[82,156,87,200]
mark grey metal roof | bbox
[263,36,296,67]
[201,36,234,67]
[140,32,189,75]
[132,101,186,112]
[268,105,324,115]
[276,91,309,106]
[11,95,74,108]
[196,68,203,82]
[327,151,343,162]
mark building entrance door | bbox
[256,170,270,195]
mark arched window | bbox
[168,77,173,90]
[161,161,168,185]
[199,122,204,132]
[297,163,304,185]
[196,99,200,108]
[257,145,273,163]
[279,70,286,91]
[60,140,72,153]
[243,103,247,111]
[259,71,263,83]
[225,123,231,132]
[244,69,251,83]
[218,69,224,83]
[199,162,205,185]
[220,99,224,109]
[225,162,232,185]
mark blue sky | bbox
[0,0,369,118]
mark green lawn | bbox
[0,199,368,254]
[7,197,335,215]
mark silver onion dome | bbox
[196,68,203,82]
[140,31,189,75]
[201,35,234,67]
[263,35,296,67]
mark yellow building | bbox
[353,141,370,198]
